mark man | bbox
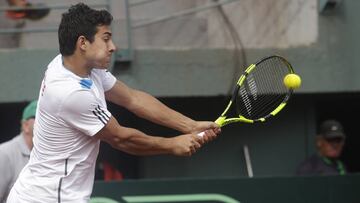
[0,100,37,203]
[7,3,220,203]
[296,119,347,176]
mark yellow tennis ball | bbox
[283,74,301,89]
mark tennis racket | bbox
[199,55,296,136]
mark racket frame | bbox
[215,55,294,127]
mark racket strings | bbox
[250,58,288,118]
[236,57,290,120]
[253,59,288,117]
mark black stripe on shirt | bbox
[58,159,68,203]
[58,178,63,203]
[92,110,106,125]
[92,106,109,124]
[96,105,110,120]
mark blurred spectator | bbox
[95,143,124,181]
[0,0,50,48]
[95,160,124,181]
[296,119,347,176]
[5,0,50,20]
[0,100,37,203]
[0,0,23,48]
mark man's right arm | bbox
[105,81,220,140]
[94,116,203,157]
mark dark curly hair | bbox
[58,3,113,56]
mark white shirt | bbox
[7,54,116,203]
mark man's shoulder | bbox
[299,154,321,165]
[92,68,110,74]
[91,69,115,81]
[0,135,21,150]
[296,154,322,175]
[47,54,62,69]
[0,135,22,158]
[44,71,92,100]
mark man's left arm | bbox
[105,81,219,136]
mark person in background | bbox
[5,0,50,20]
[0,0,49,48]
[296,119,347,176]
[0,100,37,203]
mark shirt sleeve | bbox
[101,70,116,91]
[59,90,112,136]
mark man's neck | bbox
[62,54,91,78]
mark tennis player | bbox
[7,3,220,203]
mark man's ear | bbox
[78,36,87,51]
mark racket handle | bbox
[197,117,224,137]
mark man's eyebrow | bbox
[103,32,112,36]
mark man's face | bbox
[22,118,35,137]
[22,118,35,149]
[84,25,116,69]
[317,137,345,159]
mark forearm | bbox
[95,117,175,156]
[127,90,196,133]
[112,127,174,156]
[105,81,218,135]
[96,116,212,157]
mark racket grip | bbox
[197,117,224,137]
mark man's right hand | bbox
[170,134,203,156]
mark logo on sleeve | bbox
[79,79,93,89]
